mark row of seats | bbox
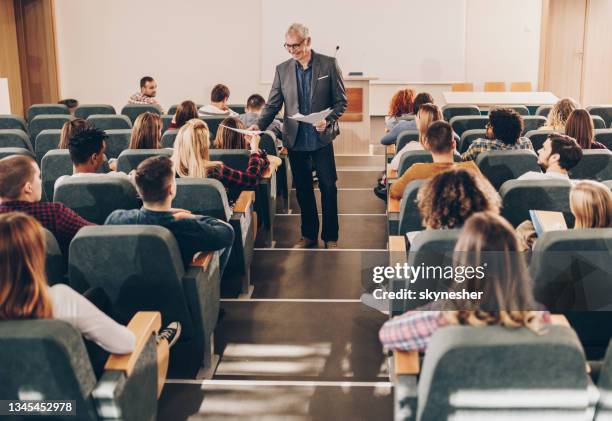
[451,81,534,92]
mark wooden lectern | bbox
[335,76,377,155]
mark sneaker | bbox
[293,237,318,248]
[324,241,338,249]
[157,322,182,348]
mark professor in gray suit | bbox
[251,23,347,249]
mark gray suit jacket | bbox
[257,51,348,150]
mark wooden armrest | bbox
[389,236,406,252]
[387,168,398,179]
[386,144,396,156]
[388,197,401,213]
[105,311,161,376]
[234,191,255,213]
[551,314,571,328]
[190,251,214,270]
[394,350,420,375]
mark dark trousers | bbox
[288,143,339,242]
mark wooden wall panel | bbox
[0,0,24,115]
[581,0,612,105]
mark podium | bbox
[335,76,377,155]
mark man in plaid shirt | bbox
[0,155,94,251]
[128,76,163,112]
[461,108,534,161]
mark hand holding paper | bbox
[289,108,333,125]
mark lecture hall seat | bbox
[451,83,474,92]
[0,129,33,151]
[510,81,533,92]
[27,104,70,122]
[484,81,506,92]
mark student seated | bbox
[198,84,238,117]
[0,155,93,251]
[128,76,163,111]
[0,212,180,395]
[380,92,433,145]
[129,112,163,149]
[239,94,283,141]
[542,97,579,131]
[516,180,612,250]
[390,121,481,200]
[58,98,78,115]
[169,100,199,130]
[171,119,269,201]
[379,211,550,352]
[384,88,416,131]
[461,108,534,161]
[216,117,282,169]
[518,134,583,181]
[105,156,234,273]
[566,108,606,149]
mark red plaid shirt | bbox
[207,151,269,189]
[128,92,163,110]
[0,201,94,249]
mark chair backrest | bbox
[441,104,480,122]
[449,116,489,137]
[451,83,473,92]
[510,81,532,92]
[499,179,573,227]
[476,150,541,189]
[489,105,530,116]
[161,114,173,133]
[161,129,178,148]
[200,116,225,139]
[0,114,27,131]
[521,115,547,134]
[484,81,506,92]
[228,104,247,115]
[397,151,432,177]
[0,319,99,420]
[27,103,70,122]
[593,115,607,130]
[398,179,426,234]
[87,114,132,131]
[0,147,35,160]
[458,129,487,153]
[0,129,33,151]
[104,129,132,159]
[34,129,62,163]
[396,130,420,151]
[569,149,612,181]
[595,338,612,420]
[69,225,194,334]
[594,129,612,150]
[260,131,278,156]
[74,104,116,119]
[121,104,162,123]
[174,178,231,221]
[54,175,139,224]
[525,129,556,152]
[116,148,173,173]
[417,325,588,421]
[41,149,72,202]
[535,105,553,117]
[587,105,612,128]
[209,149,250,170]
[29,115,73,146]
[44,228,66,285]
[531,229,612,312]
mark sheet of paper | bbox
[219,125,264,136]
[289,108,333,125]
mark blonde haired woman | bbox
[542,98,579,131]
[379,211,550,352]
[128,112,162,149]
[389,103,443,171]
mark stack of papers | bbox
[289,108,333,125]
[219,125,264,136]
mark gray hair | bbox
[286,23,310,40]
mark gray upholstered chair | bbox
[116,149,172,173]
[489,104,530,116]
[161,129,178,148]
[397,180,426,235]
[54,175,139,224]
[161,114,173,133]
[588,105,612,128]
[104,129,132,159]
[499,179,573,227]
[44,228,66,285]
[228,104,246,115]
[569,149,612,181]
[121,104,162,123]
[396,130,419,151]
[0,147,35,160]
[449,115,489,137]
[27,103,69,122]
[394,325,591,421]
[41,149,72,202]
[35,129,62,163]
[260,131,278,156]
[200,116,225,139]
[522,115,547,135]
[595,129,612,150]
[476,149,541,189]
[74,104,116,119]
[0,114,27,131]
[526,129,556,152]
[174,178,255,296]
[593,116,607,130]
[397,151,432,177]
[0,129,33,151]
[87,114,132,131]
[0,315,160,421]
[29,115,73,146]
[441,104,480,122]
[535,105,552,117]
[458,129,486,153]
[69,225,221,377]
[594,339,612,420]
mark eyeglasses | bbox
[284,40,304,51]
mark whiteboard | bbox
[261,0,467,83]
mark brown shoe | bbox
[293,237,318,248]
[325,241,338,249]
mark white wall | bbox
[54,0,541,115]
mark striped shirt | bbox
[461,137,534,161]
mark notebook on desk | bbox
[529,210,568,236]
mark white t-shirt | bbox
[49,284,135,354]
[517,171,570,181]
[389,141,425,171]
[198,104,238,118]
[54,171,132,190]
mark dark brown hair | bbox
[59,118,90,149]
[211,84,230,103]
[0,156,37,200]
[174,100,199,129]
[489,108,524,145]
[565,109,595,149]
[413,92,434,114]
[215,117,247,149]
[425,120,454,154]
[135,156,174,203]
[547,134,583,170]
